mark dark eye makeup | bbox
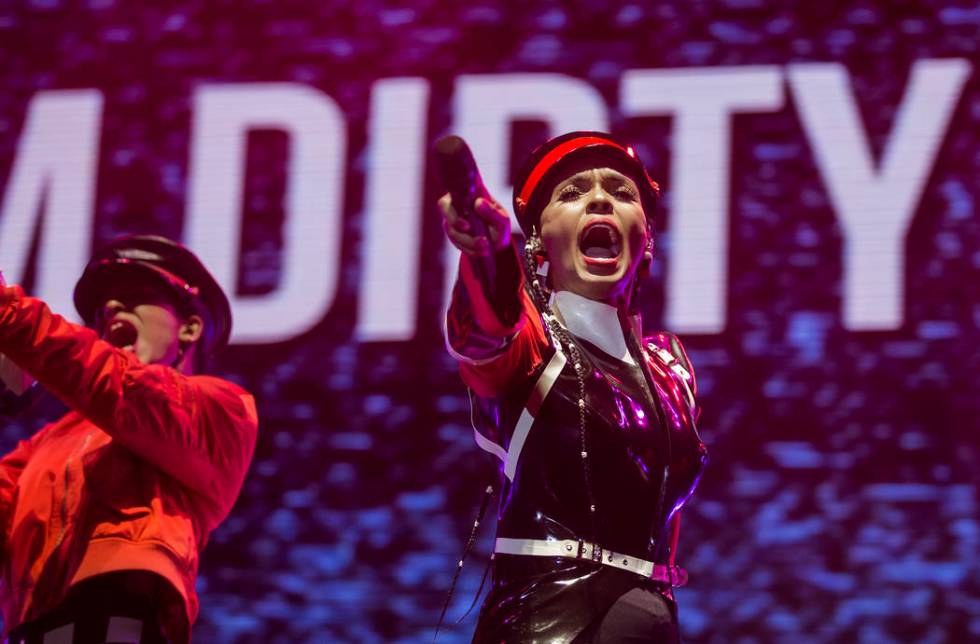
[557,184,585,201]
[555,180,637,203]
[611,185,638,201]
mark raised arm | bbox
[0,285,257,520]
[440,193,549,397]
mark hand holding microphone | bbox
[435,136,511,260]
[435,136,523,329]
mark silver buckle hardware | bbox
[591,543,603,563]
[494,537,689,587]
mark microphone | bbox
[434,135,497,287]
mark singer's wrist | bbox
[458,246,524,338]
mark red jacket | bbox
[0,286,258,641]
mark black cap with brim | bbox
[73,235,232,354]
[512,131,660,236]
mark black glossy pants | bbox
[573,587,680,643]
[8,572,178,644]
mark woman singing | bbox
[440,132,707,643]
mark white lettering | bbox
[622,66,784,334]
[0,90,103,321]
[357,78,430,342]
[447,74,608,311]
[186,83,347,344]
[788,59,970,330]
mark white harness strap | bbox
[504,347,566,480]
[469,346,567,481]
[471,419,508,464]
[495,537,688,586]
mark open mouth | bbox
[578,220,622,265]
[104,318,138,349]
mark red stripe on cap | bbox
[517,136,629,211]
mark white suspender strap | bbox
[468,346,567,481]
[504,347,566,480]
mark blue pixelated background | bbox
[1,2,979,642]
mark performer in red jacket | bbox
[441,132,707,642]
[0,235,258,644]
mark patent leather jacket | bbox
[447,248,707,643]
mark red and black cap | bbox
[73,235,232,354]
[512,131,660,236]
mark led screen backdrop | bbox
[1,2,979,642]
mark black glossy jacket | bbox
[447,248,707,643]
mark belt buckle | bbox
[574,539,604,563]
[592,543,603,563]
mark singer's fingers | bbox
[473,197,508,225]
[0,271,5,287]
[474,197,512,250]
[443,219,481,249]
[437,192,453,216]
[444,220,490,256]
[437,193,470,233]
